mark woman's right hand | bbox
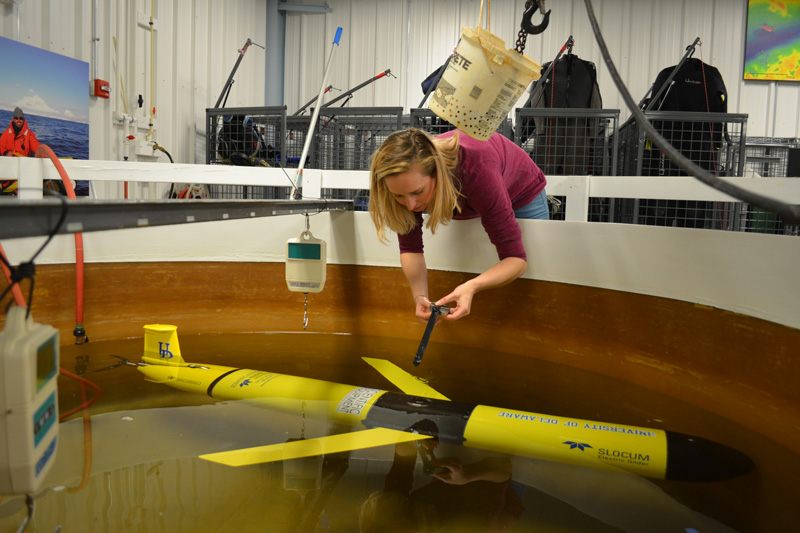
[414,295,432,322]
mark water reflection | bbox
[360,438,523,533]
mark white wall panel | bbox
[371,1,407,110]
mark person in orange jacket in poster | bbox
[1,107,42,195]
[1,107,41,157]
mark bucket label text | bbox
[451,51,472,70]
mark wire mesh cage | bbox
[514,108,620,222]
[409,108,513,140]
[737,137,800,235]
[611,111,749,228]
[206,106,286,167]
[313,107,403,171]
[281,115,320,170]
[206,184,293,200]
[410,108,456,136]
[204,106,291,200]
[616,111,748,178]
[296,107,401,209]
[742,137,800,178]
[514,108,620,177]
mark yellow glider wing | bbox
[199,427,431,467]
[362,357,450,400]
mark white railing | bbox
[4,158,800,223]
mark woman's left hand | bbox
[430,457,470,484]
[436,283,475,321]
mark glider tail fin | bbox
[143,324,186,365]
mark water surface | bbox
[0,332,795,532]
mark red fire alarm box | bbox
[93,79,111,99]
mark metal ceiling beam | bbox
[0,199,353,240]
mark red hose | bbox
[35,145,86,343]
[59,367,103,420]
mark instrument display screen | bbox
[288,242,322,260]
[36,336,58,392]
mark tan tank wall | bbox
[4,261,799,455]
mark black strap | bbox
[413,306,444,367]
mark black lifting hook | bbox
[521,0,551,35]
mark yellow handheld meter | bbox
[285,230,327,293]
[0,306,60,494]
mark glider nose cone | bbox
[665,431,754,482]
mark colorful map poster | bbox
[744,0,800,81]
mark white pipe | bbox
[91,0,99,82]
[123,115,131,161]
[112,37,131,116]
[146,0,156,142]
[292,27,343,199]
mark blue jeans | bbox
[514,189,549,220]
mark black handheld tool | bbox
[413,303,450,367]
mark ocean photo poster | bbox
[0,36,89,159]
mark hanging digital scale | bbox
[285,230,327,293]
[0,306,60,494]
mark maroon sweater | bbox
[397,131,546,261]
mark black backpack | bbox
[523,54,604,175]
[647,58,727,113]
[638,58,729,228]
[528,54,602,109]
[642,58,728,177]
[216,115,260,162]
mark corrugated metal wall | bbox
[1,0,798,167]
[287,0,800,138]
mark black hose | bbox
[153,143,174,163]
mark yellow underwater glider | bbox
[125,324,751,481]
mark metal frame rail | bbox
[0,199,353,240]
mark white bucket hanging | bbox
[429,26,542,141]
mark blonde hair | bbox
[369,128,462,242]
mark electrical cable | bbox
[16,494,34,533]
[272,155,331,218]
[695,45,729,229]
[582,0,800,224]
[0,191,68,319]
